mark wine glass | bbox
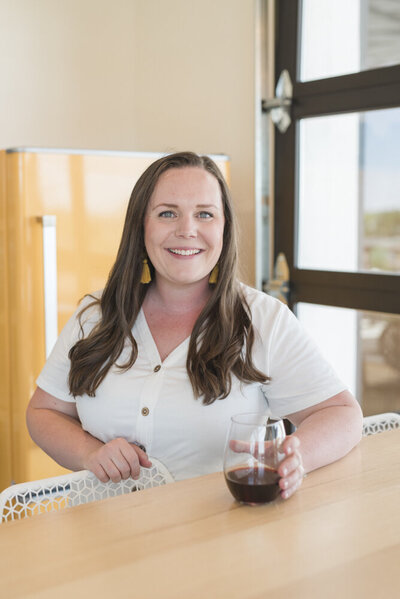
[223,412,286,505]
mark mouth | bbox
[167,248,202,256]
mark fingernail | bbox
[282,468,288,476]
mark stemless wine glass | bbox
[223,413,286,505]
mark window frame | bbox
[274,0,400,315]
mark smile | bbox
[168,249,202,256]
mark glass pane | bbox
[297,302,400,416]
[300,0,400,81]
[297,107,400,274]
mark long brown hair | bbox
[68,151,268,403]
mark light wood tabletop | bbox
[1,430,399,599]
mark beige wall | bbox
[0,0,257,283]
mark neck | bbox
[145,277,212,315]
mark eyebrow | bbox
[152,203,220,210]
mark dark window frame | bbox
[274,0,400,315]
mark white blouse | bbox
[36,285,346,480]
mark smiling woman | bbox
[26,151,362,500]
[65,153,265,405]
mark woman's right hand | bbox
[84,438,152,483]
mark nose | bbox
[175,214,197,238]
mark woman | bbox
[27,151,363,500]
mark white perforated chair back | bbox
[362,412,400,436]
[0,457,173,523]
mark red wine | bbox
[225,466,280,504]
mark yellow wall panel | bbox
[3,149,229,487]
[0,152,13,490]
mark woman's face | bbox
[144,167,225,288]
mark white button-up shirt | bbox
[37,285,346,480]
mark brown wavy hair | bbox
[68,151,268,404]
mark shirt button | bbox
[141,407,150,416]
[154,364,161,372]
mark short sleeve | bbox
[262,303,347,417]
[36,295,100,402]
[243,286,348,418]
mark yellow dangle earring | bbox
[209,264,219,284]
[141,258,152,284]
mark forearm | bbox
[291,403,363,473]
[26,406,104,472]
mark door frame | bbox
[273,0,400,315]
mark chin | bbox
[172,274,209,286]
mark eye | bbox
[159,210,176,218]
[198,211,213,219]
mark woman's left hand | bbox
[278,435,305,500]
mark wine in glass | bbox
[223,413,286,505]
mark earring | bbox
[141,258,151,284]
[209,264,219,284]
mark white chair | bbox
[362,412,400,436]
[0,457,173,523]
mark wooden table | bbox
[1,430,399,599]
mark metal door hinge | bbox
[265,252,290,304]
[261,69,293,133]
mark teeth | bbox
[169,248,201,256]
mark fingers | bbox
[229,439,249,453]
[281,434,300,456]
[132,443,152,468]
[88,462,110,484]
[229,439,275,460]
[101,456,130,484]
[86,438,151,483]
[277,451,301,478]
[279,465,303,499]
[88,443,134,483]
[278,435,305,500]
